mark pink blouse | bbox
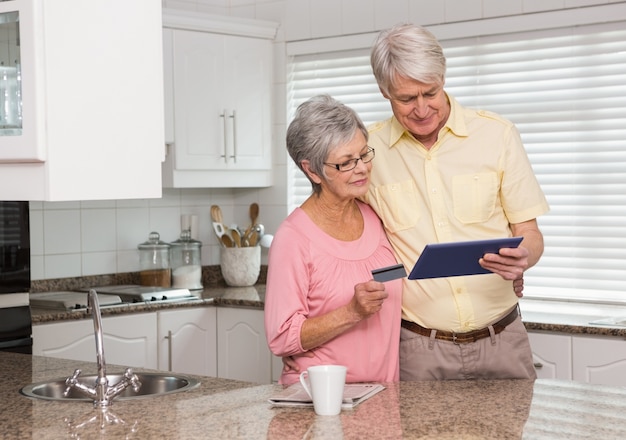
[264,201,402,385]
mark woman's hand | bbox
[348,280,389,320]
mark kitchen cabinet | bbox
[161,9,278,188]
[572,335,626,386]
[32,313,158,369]
[32,304,279,383]
[217,307,272,384]
[157,307,217,377]
[0,0,165,201]
[528,331,626,385]
[527,331,573,380]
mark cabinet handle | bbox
[220,110,228,163]
[165,330,173,371]
[229,110,237,163]
[533,362,543,369]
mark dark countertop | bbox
[30,285,266,324]
[31,285,626,339]
[2,351,626,439]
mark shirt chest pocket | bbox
[374,180,421,233]
[452,172,499,224]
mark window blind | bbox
[286,21,626,303]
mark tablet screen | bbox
[407,237,523,280]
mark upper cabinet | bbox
[0,0,165,201]
[161,10,278,188]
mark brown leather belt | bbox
[401,306,519,344]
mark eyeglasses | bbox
[324,147,375,172]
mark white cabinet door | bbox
[157,307,217,377]
[572,335,626,386]
[217,307,271,384]
[32,314,158,369]
[0,0,164,201]
[162,21,274,188]
[527,332,573,380]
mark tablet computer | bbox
[407,237,523,280]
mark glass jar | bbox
[138,232,171,287]
[170,229,203,290]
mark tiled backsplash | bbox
[29,188,285,281]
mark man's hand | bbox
[479,246,529,281]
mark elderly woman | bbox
[264,95,402,385]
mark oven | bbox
[0,201,31,354]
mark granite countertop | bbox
[30,285,626,339]
[2,351,626,439]
[30,285,267,324]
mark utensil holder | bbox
[220,246,261,287]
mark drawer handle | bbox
[165,330,173,371]
[533,362,543,369]
[230,110,237,163]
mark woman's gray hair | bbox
[370,23,446,95]
[286,94,368,195]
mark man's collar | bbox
[444,94,468,137]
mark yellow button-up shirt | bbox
[364,95,549,331]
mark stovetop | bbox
[31,285,201,311]
[79,285,194,302]
[30,291,123,311]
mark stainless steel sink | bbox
[20,372,200,402]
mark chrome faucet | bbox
[64,289,141,407]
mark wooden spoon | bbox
[247,230,258,247]
[244,203,259,242]
[221,234,234,248]
[249,203,259,227]
[210,205,224,225]
[231,228,242,247]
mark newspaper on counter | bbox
[268,382,385,409]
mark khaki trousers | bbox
[399,315,537,380]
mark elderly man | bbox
[363,23,549,380]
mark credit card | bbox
[372,264,407,282]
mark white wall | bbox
[31,0,624,280]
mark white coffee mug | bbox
[299,365,347,416]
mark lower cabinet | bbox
[527,332,573,380]
[528,330,626,386]
[216,307,272,384]
[33,313,159,369]
[572,335,626,386]
[33,306,279,384]
[157,307,217,377]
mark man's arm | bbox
[510,219,544,268]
